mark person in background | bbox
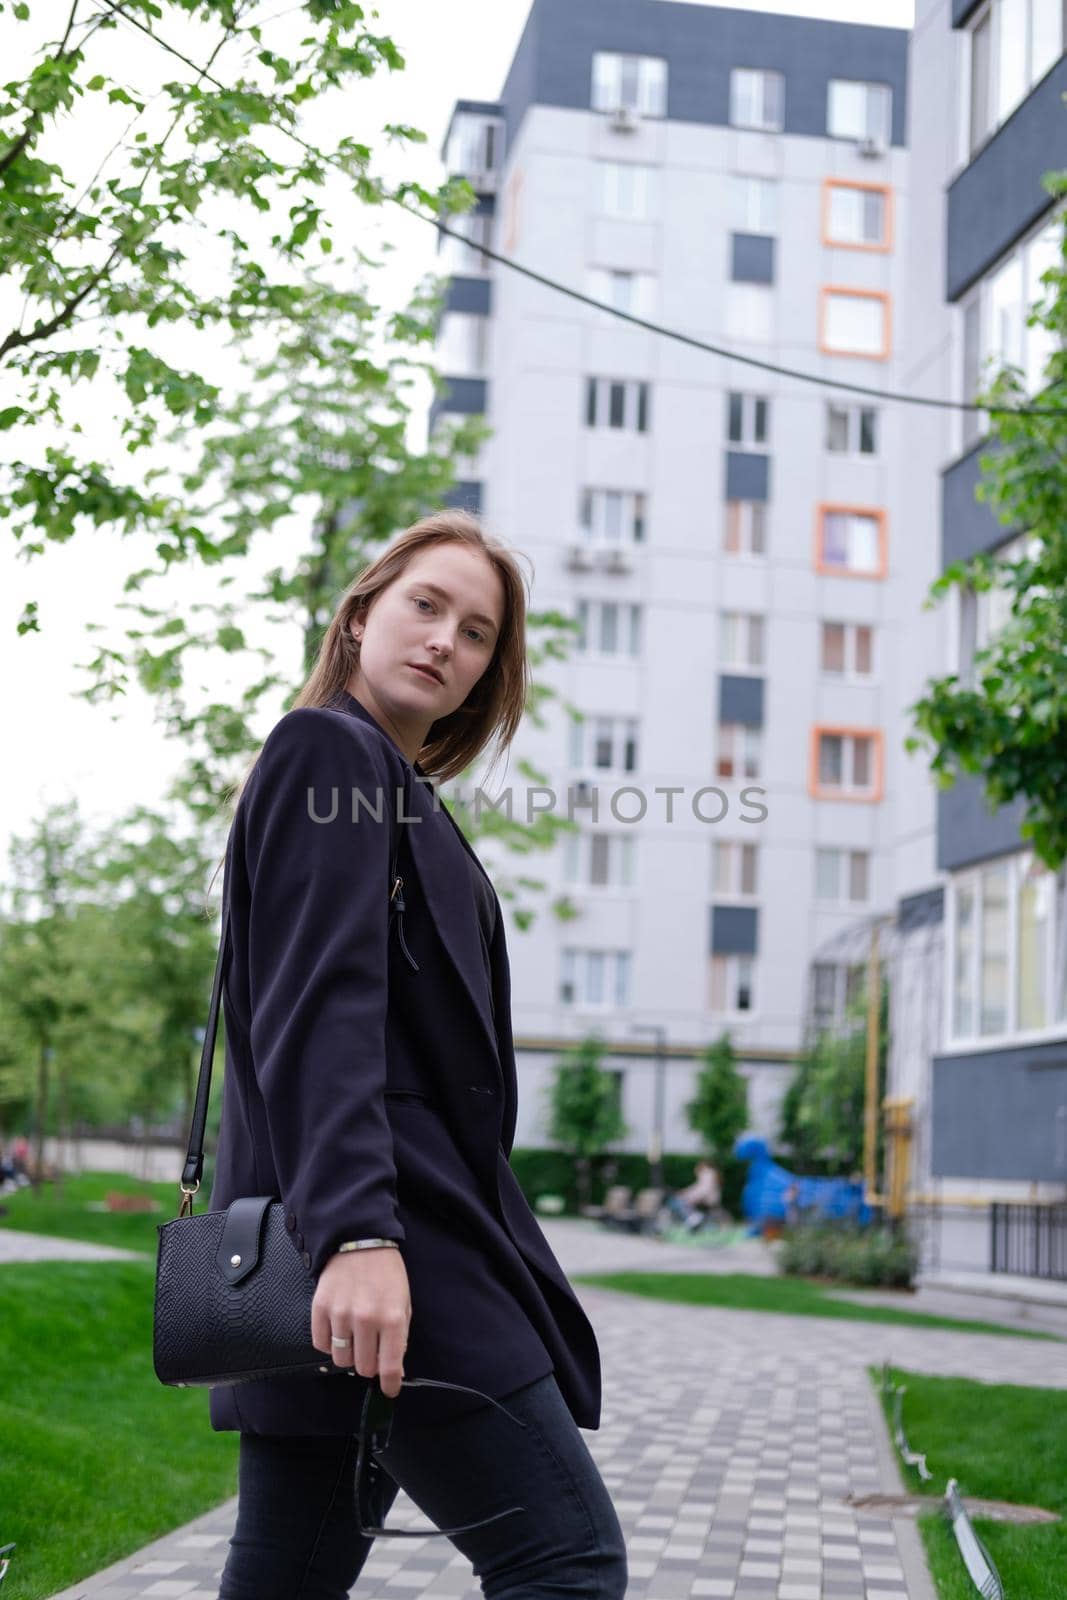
[664,1159,722,1231]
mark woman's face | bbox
[346,542,506,765]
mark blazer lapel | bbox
[332,692,503,1085]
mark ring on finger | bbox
[330,1335,353,1348]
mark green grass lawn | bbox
[572,1270,1058,1339]
[0,1259,238,1600]
[0,1170,196,1253]
[877,1365,1067,1600]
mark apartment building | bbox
[897,0,1067,1276]
[430,0,917,1160]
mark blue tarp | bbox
[734,1135,874,1230]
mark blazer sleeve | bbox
[241,707,405,1274]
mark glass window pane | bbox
[724,503,740,553]
[615,951,630,1006]
[859,407,878,453]
[713,841,732,893]
[819,734,843,785]
[590,833,610,885]
[740,843,758,895]
[854,625,873,674]
[826,291,885,355]
[1025,222,1060,394]
[848,514,880,572]
[591,53,618,112]
[849,851,869,901]
[953,880,976,1036]
[737,955,755,1010]
[970,12,992,150]
[594,718,613,767]
[748,615,764,666]
[822,622,845,672]
[754,397,768,442]
[851,736,872,789]
[629,605,641,655]
[750,503,766,554]
[996,0,1027,122]
[979,863,1010,1034]
[829,186,863,242]
[608,383,625,428]
[826,405,850,451]
[1031,0,1063,80]
[728,392,743,442]
[563,831,580,883]
[990,251,1025,371]
[828,79,865,139]
[600,603,618,653]
[585,378,597,426]
[816,847,840,900]
[822,513,849,567]
[1018,857,1052,1029]
[863,190,885,242]
[586,951,604,1004]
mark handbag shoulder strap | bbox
[180,829,403,1200]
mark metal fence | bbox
[991,1201,1067,1281]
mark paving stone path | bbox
[30,1218,1067,1599]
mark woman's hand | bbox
[311,1248,412,1398]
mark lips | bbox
[409,663,443,685]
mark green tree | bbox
[544,1036,628,1210]
[684,1030,748,1166]
[907,172,1067,874]
[779,972,888,1178]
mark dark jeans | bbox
[217,1373,628,1600]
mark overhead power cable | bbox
[86,1,1067,420]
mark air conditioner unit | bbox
[565,542,595,571]
[857,135,886,159]
[599,546,632,574]
[610,105,640,134]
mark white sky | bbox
[0,0,914,863]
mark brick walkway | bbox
[36,1219,1067,1600]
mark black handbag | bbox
[153,837,409,1390]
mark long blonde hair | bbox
[228,509,531,823]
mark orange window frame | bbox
[809,726,884,802]
[819,285,892,360]
[821,180,894,253]
[814,503,888,579]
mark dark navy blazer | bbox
[208,690,602,1434]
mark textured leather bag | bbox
[153,834,407,1389]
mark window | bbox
[811,728,883,801]
[823,181,891,250]
[579,489,646,546]
[584,377,650,433]
[817,506,886,577]
[827,79,892,143]
[712,840,759,897]
[950,853,1067,1042]
[717,723,762,781]
[960,214,1062,446]
[815,847,870,904]
[597,161,657,220]
[586,268,657,319]
[438,212,492,274]
[709,954,756,1013]
[811,961,867,1031]
[719,611,765,670]
[435,311,489,376]
[569,714,639,772]
[591,52,668,117]
[724,501,767,556]
[825,403,879,454]
[957,531,1040,684]
[820,621,874,678]
[727,392,770,446]
[563,830,636,889]
[560,948,631,1007]
[729,68,784,131]
[575,600,642,657]
[963,0,1064,158]
[732,174,777,234]
[727,283,774,341]
[821,289,891,359]
[445,113,503,181]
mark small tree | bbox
[779,974,888,1177]
[544,1036,628,1210]
[684,1030,748,1174]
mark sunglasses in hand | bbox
[354,1376,529,1539]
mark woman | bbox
[209,511,627,1599]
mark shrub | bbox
[779,1220,918,1288]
